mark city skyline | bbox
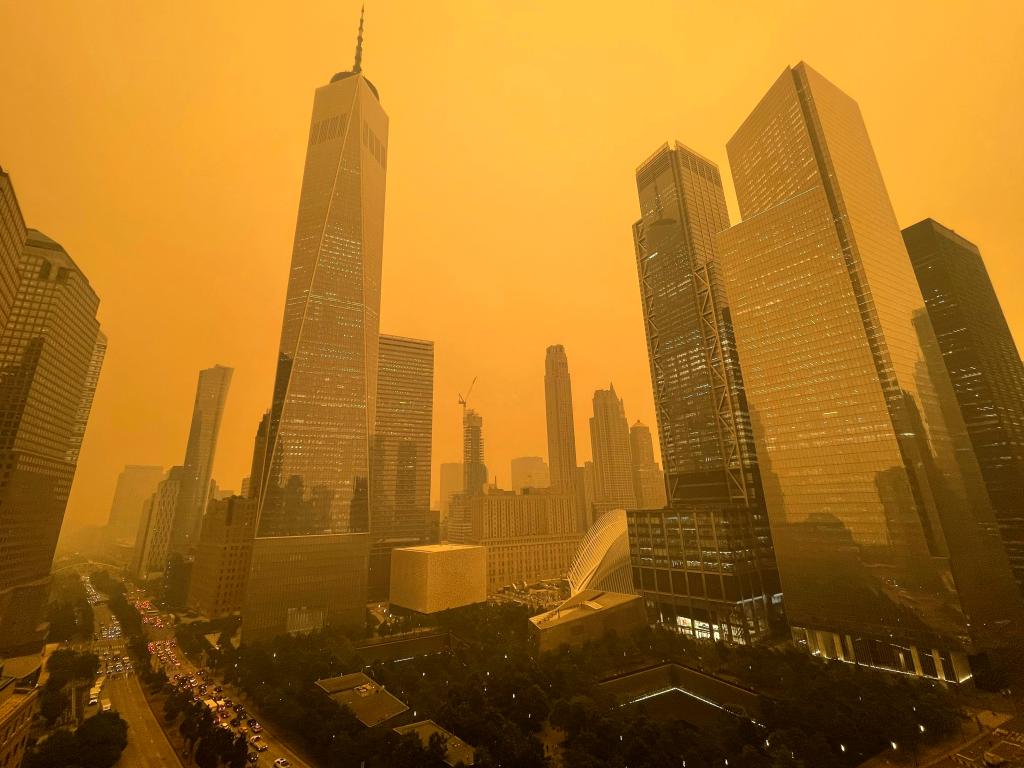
[0,4,1020,546]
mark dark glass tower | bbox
[630,143,778,644]
[903,219,1024,593]
[0,230,103,652]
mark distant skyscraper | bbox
[131,468,184,581]
[106,465,165,544]
[462,409,487,496]
[246,410,270,500]
[544,345,578,494]
[368,334,434,599]
[903,218,1024,592]
[244,13,385,641]
[439,462,463,518]
[0,167,25,332]
[630,142,777,644]
[717,62,1021,679]
[0,229,103,652]
[170,364,232,553]
[576,462,596,529]
[589,386,636,511]
[628,422,666,509]
[511,456,549,492]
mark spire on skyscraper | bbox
[353,5,364,74]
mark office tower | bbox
[576,462,596,530]
[439,462,463,518]
[0,167,25,332]
[448,489,580,592]
[170,364,233,553]
[66,331,107,465]
[903,220,1024,593]
[589,386,636,511]
[630,142,778,644]
[511,456,550,492]
[243,13,385,641]
[368,334,434,599]
[246,410,270,500]
[462,409,487,496]
[717,62,1022,679]
[628,422,667,509]
[188,496,257,619]
[131,468,184,580]
[105,465,165,544]
[0,229,103,652]
[544,345,578,493]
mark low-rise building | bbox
[389,544,486,614]
[528,590,647,653]
[0,651,46,768]
[315,672,408,727]
[393,720,475,766]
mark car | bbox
[214,686,223,693]
[255,743,269,753]
[273,760,290,768]
[231,718,241,727]
[246,754,259,764]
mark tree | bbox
[23,730,81,768]
[76,711,129,768]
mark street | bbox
[90,600,183,768]
[167,641,312,768]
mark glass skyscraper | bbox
[629,143,778,645]
[903,219,1024,594]
[0,229,104,652]
[170,364,232,553]
[368,334,433,599]
[244,15,386,641]
[717,62,1022,680]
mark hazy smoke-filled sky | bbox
[1,1,1021,532]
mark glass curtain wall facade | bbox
[630,143,777,645]
[903,219,1024,594]
[717,62,1022,681]
[171,364,232,553]
[244,51,387,641]
[0,230,103,652]
[368,334,433,599]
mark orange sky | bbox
[1,1,1021,532]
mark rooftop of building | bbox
[398,543,484,554]
[529,590,642,631]
[315,672,408,727]
[393,720,476,766]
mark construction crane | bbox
[458,376,477,418]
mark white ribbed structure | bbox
[567,508,634,596]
